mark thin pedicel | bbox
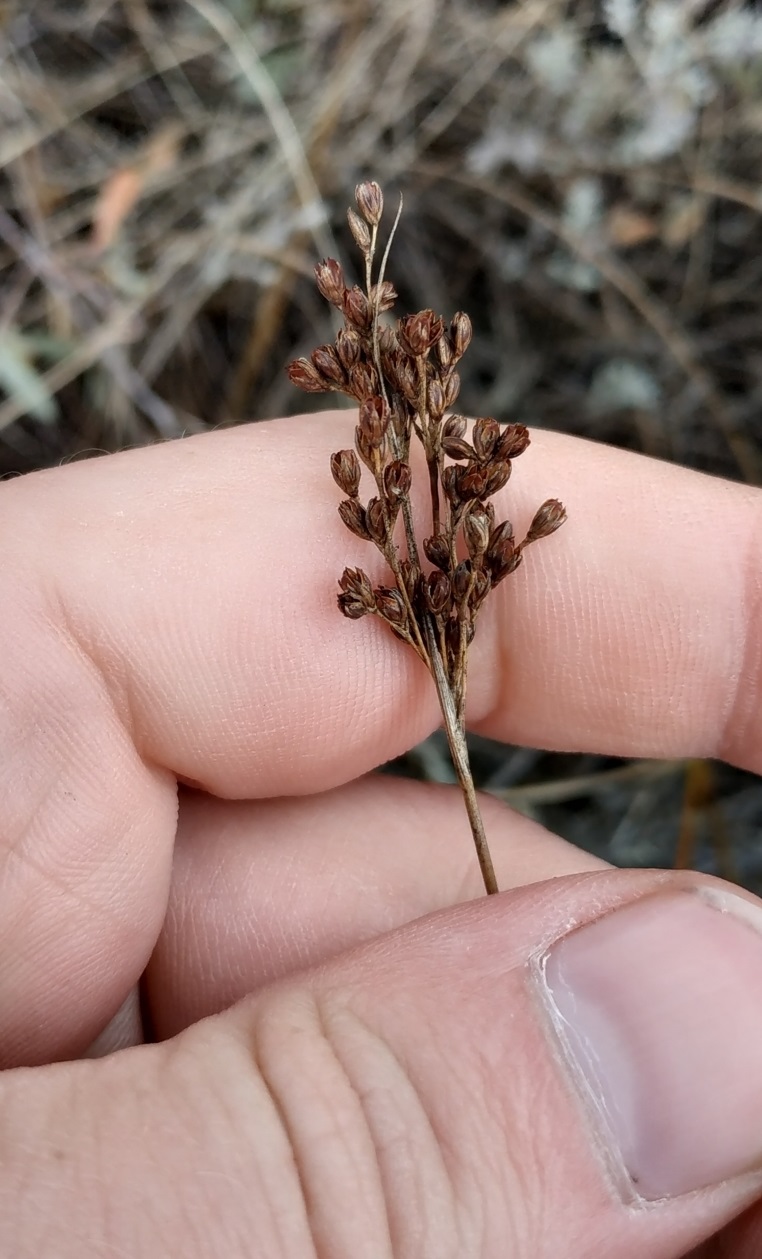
[288,181,566,895]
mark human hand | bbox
[1,414,762,1258]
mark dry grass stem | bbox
[288,182,566,895]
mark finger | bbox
[4,418,761,799]
[5,869,762,1258]
[146,777,607,1036]
[3,418,761,1064]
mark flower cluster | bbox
[287,181,566,724]
[287,181,566,894]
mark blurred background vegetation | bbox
[2,0,762,885]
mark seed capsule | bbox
[347,207,371,253]
[286,358,326,393]
[425,570,451,615]
[355,181,384,226]
[423,534,451,572]
[375,586,406,627]
[314,258,346,306]
[525,499,567,543]
[330,449,361,497]
[338,499,370,540]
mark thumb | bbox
[3,869,762,1258]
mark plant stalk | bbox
[423,614,499,895]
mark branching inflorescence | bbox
[288,181,566,895]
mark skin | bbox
[0,413,761,1257]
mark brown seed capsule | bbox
[473,417,500,461]
[347,207,371,254]
[338,592,370,619]
[384,459,412,499]
[342,285,372,331]
[441,464,461,506]
[452,560,473,601]
[311,344,346,387]
[525,498,567,543]
[370,280,397,313]
[443,372,461,408]
[437,335,454,371]
[375,585,406,627]
[348,362,377,401]
[330,449,361,497]
[423,533,451,572]
[425,570,451,615]
[471,569,491,605]
[458,463,489,500]
[442,434,474,461]
[399,558,421,600]
[366,496,387,546]
[338,498,371,540]
[489,548,523,584]
[495,423,530,460]
[355,180,384,226]
[286,357,326,393]
[315,258,346,306]
[483,460,511,497]
[378,324,396,353]
[396,358,419,404]
[397,310,445,357]
[450,312,473,359]
[359,395,389,447]
[463,505,490,558]
[488,519,515,552]
[486,521,519,582]
[336,327,361,371]
[338,566,375,607]
[442,414,467,441]
[427,379,445,417]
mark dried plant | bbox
[288,181,566,895]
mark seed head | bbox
[496,424,531,460]
[464,504,490,558]
[425,570,451,615]
[339,567,375,607]
[483,460,511,497]
[347,207,371,254]
[442,415,467,441]
[374,585,406,627]
[336,328,361,372]
[342,286,372,332]
[397,310,445,357]
[370,281,397,313]
[366,497,387,546]
[315,258,346,306]
[443,372,461,407]
[286,357,326,393]
[358,395,389,448]
[452,560,473,601]
[423,534,451,572]
[525,499,568,544]
[450,312,472,359]
[311,344,346,387]
[442,433,473,461]
[330,449,361,497]
[338,498,370,540]
[355,180,384,226]
[384,459,412,499]
[473,417,500,462]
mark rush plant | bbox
[288,182,566,895]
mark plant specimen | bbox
[287,182,566,895]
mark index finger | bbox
[4,414,759,791]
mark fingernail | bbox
[540,887,762,1200]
